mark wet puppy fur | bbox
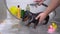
[22,11,49,29]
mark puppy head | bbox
[22,11,29,21]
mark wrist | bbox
[43,7,52,15]
[43,11,49,16]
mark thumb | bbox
[35,14,40,20]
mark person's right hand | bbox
[34,0,46,5]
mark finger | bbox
[39,17,45,23]
[39,15,44,23]
[39,2,43,5]
[39,17,42,23]
[39,0,44,4]
[35,14,40,20]
[39,18,44,23]
[39,17,41,23]
[34,0,42,3]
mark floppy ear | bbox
[23,17,29,21]
[22,11,28,21]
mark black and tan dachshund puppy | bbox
[22,11,49,28]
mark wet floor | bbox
[0,11,60,34]
[0,0,60,34]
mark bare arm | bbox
[44,0,60,15]
[35,0,60,22]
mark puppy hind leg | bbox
[43,16,49,25]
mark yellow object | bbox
[9,6,21,19]
[9,6,17,16]
[52,22,57,29]
[17,7,21,19]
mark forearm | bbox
[44,0,59,15]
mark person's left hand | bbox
[35,12,47,23]
[34,0,45,5]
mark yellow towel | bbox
[9,6,21,19]
[9,6,17,16]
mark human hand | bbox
[34,0,46,5]
[35,12,47,23]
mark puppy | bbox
[22,11,49,28]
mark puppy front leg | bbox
[34,21,38,29]
[26,22,31,27]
